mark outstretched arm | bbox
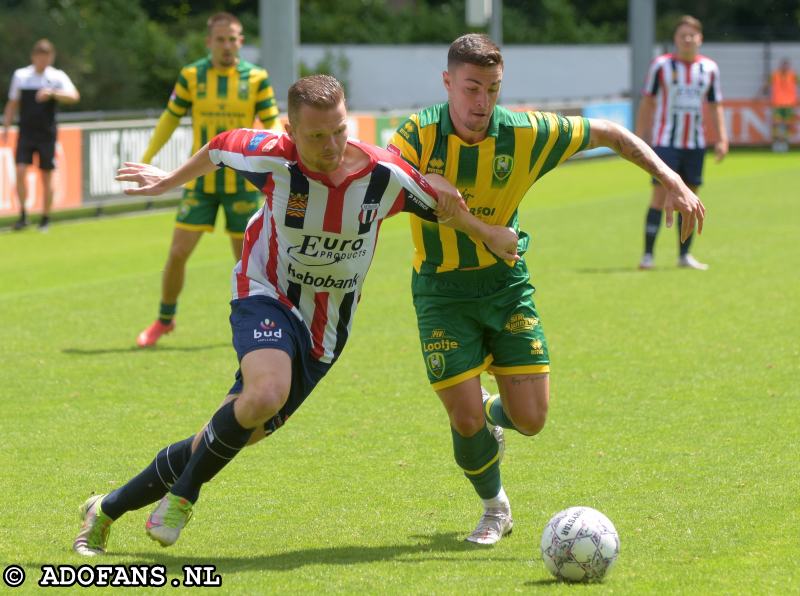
[116,144,219,196]
[586,118,706,241]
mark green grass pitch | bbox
[0,151,797,594]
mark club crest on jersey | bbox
[426,352,445,379]
[493,154,514,180]
[247,132,268,151]
[287,192,309,219]
[358,202,379,225]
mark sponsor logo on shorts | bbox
[504,313,539,334]
[426,352,445,379]
[179,197,199,217]
[254,318,283,340]
[423,328,459,366]
[423,337,459,352]
[232,200,256,215]
[530,339,544,355]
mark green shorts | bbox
[773,106,794,122]
[412,259,550,390]
[175,189,261,237]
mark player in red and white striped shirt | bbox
[636,15,728,271]
[73,75,519,555]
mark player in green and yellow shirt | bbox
[136,12,281,347]
[388,33,707,545]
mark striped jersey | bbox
[388,103,590,274]
[167,57,279,193]
[8,65,76,139]
[642,53,723,149]
[208,128,441,363]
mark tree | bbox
[0,0,182,111]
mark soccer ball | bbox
[540,506,620,582]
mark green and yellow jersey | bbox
[389,103,590,274]
[143,56,280,194]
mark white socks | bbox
[482,487,510,511]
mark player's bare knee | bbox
[513,409,548,436]
[450,410,486,437]
[167,244,193,264]
[237,383,286,426]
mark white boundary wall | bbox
[244,43,800,110]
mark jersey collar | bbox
[440,103,500,141]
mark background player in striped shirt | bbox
[1,39,79,231]
[136,12,281,347]
[636,15,728,271]
[72,75,519,555]
[388,33,706,545]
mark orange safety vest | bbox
[771,70,797,107]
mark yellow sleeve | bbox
[141,110,181,163]
[253,69,280,129]
[388,114,422,168]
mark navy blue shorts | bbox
[228,295,332,435]
[651,146,705,187]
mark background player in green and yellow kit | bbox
[136,12,280,347]
[388,33,706,545]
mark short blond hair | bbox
[674,15,702,34]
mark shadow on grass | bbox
[524,578,562,586]
[62,344,228,356]
[96,532,517,573]
[575,265,689,274]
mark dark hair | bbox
[674,15,702,35]
[287,75,345,124]
[207,12,242,35]
[32,39,54,55]
[448,33,503,70]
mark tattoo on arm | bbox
[589,120,668,180]
[616,134,654,174]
